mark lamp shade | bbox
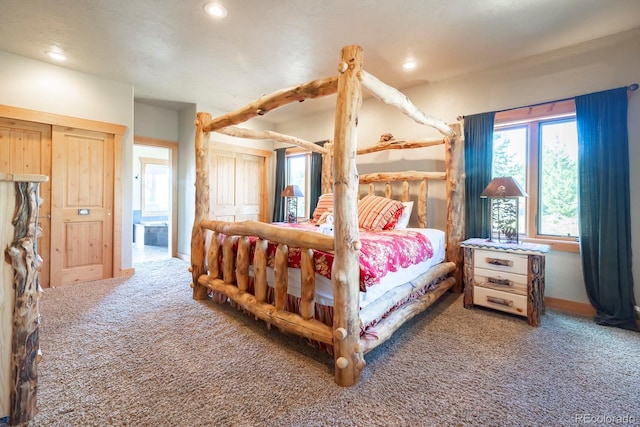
[281,184,304,197]
[480,177,528,198]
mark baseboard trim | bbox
[117,268,135,278]
[545,296,596,317]
[176,252,189,262]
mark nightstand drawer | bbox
[474,267,527,294]
[474,249,528,275]
[473,286,527,317]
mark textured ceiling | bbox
[2,0,640,123]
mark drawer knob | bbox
[486,257,513,267]
[486,296,514,307]
[487,276,512,287]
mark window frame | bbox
[285,148,311,220]
[494,99,579,253]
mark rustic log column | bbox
[527,254,545,327]
[445,123,464,292]
[462,247,474,308]
[207,232,221,280]
[401,181,410,202]
[299,248,315,320]
[332,44,365,387]
[274,244,288,311]
[321,142,334,194]
[253,239,268,303]
[418,179,428,228]
[8,181,41,425]
[236,236,250,293]
[191,112,212,300]
[222,236,237,285]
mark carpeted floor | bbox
[4,257,639,426]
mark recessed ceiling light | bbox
[45,49,67,62]
[402,59,418,71]
[204,3,227,18]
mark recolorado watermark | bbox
[575,414,636,424]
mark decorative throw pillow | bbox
[383,205,405,230]
[311,193,333,223]
[357,195,405,231]
[394,201,414,229]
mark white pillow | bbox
[394,201,414,229]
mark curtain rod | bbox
[456,83,638,121]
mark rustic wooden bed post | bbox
[191,112,212,300]
[332,44,365,387]
[445,123,464,291]
[321,142,334,194]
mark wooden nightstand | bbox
[460,238,550,326]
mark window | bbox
[493,100,579,251]
[140,157,170,217]
[286,153,309,219]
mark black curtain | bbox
[309,140,328,219]
[272,148,287,222]
[464,112,496,239]
[575,87,637,330]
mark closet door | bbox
[237,153,265,221]
[0,118,52,287]
[209,149,267,222]
[50,126,114,286]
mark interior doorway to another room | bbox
[133,137,178,264]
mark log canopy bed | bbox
[190,45,464,387]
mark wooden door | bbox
[50,126,114,286]
[237,153,264,221]
[0,118,52,287]
[210,150,267,222]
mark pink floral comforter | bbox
[240,222,434,292]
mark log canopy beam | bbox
[359,171,445,183]
[216,126,327,154]
[203,77,338,132]
[359,70,454,138]
[357,137,446,155]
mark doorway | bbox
[132,136,178,264]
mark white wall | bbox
[177,105,198,258]
[134,102,180,142]
[276,28,640,305]
[0,50,135,270]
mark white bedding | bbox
[257,228,446,309]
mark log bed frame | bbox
[190,45,464,387]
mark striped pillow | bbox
[311,193,333,223]
[358,195,405,231]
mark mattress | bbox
[259,228,446,309]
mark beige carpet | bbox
[4,258,639,426]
